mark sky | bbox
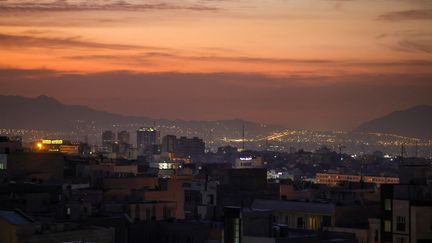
[0,0,431,130]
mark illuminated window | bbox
[384,199,392,211]
[233,218,240,243]
[384,220,392,232]
[308,217,318,230]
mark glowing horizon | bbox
[0,0,431,130]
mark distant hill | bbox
[0,95,146,131]
[355,105,432,139]
[0,95,282,140]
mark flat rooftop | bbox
[251,199,336,215]
[0,209,34,225]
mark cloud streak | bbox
[396,39,432,53]
[0,33,169,51]
[1,32,430,74]
[376,30,432,54]
[0,1,219,12]
[64,52,432,69]
[377,9,432,21]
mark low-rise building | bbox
[315,172,399,186]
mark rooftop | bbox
[251,199,336,215]
[0,209,34,225]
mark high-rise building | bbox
[177,136,205,162]
[137,127,160,154]
[117,130,130,145]
[162,135,178,153]
[102,130,115,152]
[117,130,131,158]
[234,155,264,169]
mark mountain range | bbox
[1,95,431,140]
[355,105,432,139]
[0,95,281,139]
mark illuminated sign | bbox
[239,157,252,161]
[42,139,63,145]
[138,127,156,132]
[60,145,79,154]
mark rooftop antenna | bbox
[208,129,213,152]
[360,159,364,188]
[429,140,432,160]
[338,144,346,155]
[338,144,346,162]
[360,142,366,156]
[242,122,245,151]
[401,143,405,161]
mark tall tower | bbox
[242,122,245,151]
[102,130,115,152]
[137,127,160,149]
[118,130,130,144]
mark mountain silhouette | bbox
[0,95,281,139]
[355,105,432,139]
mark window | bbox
[152,205,156,219]
[163,206,168,219]
[384,220,392,232]
[233,218,240,243]
[430,216,432,231]
[163,206,171,219]
[135,204,140,219]
[297,217,304,229]
[396,216,406,232]
[322,216,331,227]
[146,208,151,220]
[384,199,392,211]
[208,194,214,205]
[308,217,318,230]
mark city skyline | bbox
[1,2,432,243]
[0,0,431,130]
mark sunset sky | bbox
[0,0,431,130]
